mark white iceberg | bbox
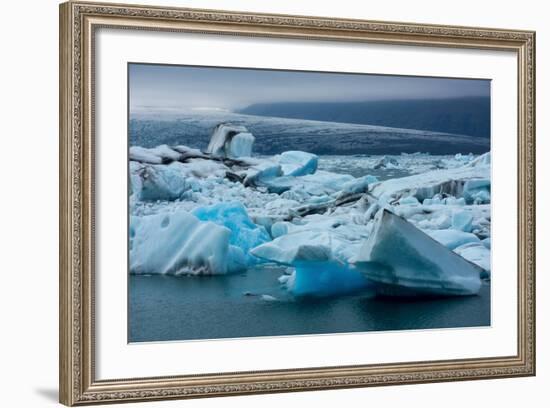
[251,230,334,265]
[355,210,483,296]
[453,242,491,278]
[427,229,480,250]
[130,210,246,275]
[370,161,490,203]
[451,210,474,232]
[278,151,318,176]
[205,123,255,158]
[131,162,190,201]
[339,175,378,196]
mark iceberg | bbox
[370,162,490,203]
[427,229,480,249]
[451,210,474,232]
[251,230,334,265]
[339,175,378,196]
[131,162,190,201]
[242,160,283,187]
[284,260,372,297]
[205,123,255,158]
[462,179,491,204]
[278,151,318,176]
[130,210,246,275]
[192,202,271,264]
[130,145,184,164]
[355,210,483,296]
[453,242,491,278]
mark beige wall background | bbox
[0,0,545,406]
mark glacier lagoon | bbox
[128,116,491,343]
[129,269,490,342]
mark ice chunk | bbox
[355,210,483,296]
[227,132,255,158]
[271,221,291,238]
[184,158,228,179]
[149,144,183,162]
[463,179,491,204]
[130,145,183,164]
[398,196,420,206]
[130,146,164,164]
[130,211,242,275]
[261,294,278,301]
[256,175,295,194]
[370,164,490,202]
[286,260,372,297]
[192,202,270,264]
[251,231,333,265]
[454,242,491,278]
[278,151,318,176]
[299,171,355,195]
[339,175,378,196]
[205,123,255,158]
[451,210,474,232]
[133,162,190,201]
[467,152,491,167]
[482,237,491,249]
[373,156,399,169]
[243,160,283,187]
[427,229,480,250]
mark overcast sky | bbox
[129,63,490,112]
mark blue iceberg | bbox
[193,202,271,264]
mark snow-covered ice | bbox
[130,211,245,275]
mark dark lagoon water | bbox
[128,266,491,343]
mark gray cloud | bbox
[129,63,490,112]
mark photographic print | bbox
[128,63,491,343]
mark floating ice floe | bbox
[370,154,490,203]
[283,261,372,297]
[278,151,318,176]
[453,242,491,278]
[251,230,334,264]
[354,210,484,296]
[251,228,371,297]
[205,123,255,158]
[130,162,190,201]
[130,210,246,275]
[426,229,481,250]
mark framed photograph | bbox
[59,1,536,405]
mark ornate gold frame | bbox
[59,1,536,405]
